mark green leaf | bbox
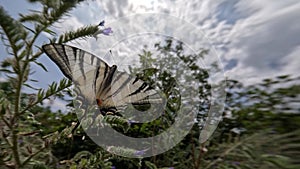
[23,83,39,90]
[0,68,13,74]
[0,6,27,57]
[19,13,44,23]
[33,60,48,72]
[57,25,99,43]
[43,28,56,36]
[145,161,158,169]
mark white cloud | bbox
[43,98,69,112]
[280,45,300,76]
[63,0,299,85]
[172,0,300,84]
[230,0,300,68]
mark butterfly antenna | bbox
[109,49,115,59]
[109,49,119,66]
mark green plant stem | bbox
[0,115,11,129]
[11,68,24,168]
[19,81,71,115]
[10,20,47,169]
[1,128,13,147]
[21,146,46,167]
[191,134,197,169]
[195,143,205,169]
[11,130,21,168]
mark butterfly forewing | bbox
[44,44,106,104]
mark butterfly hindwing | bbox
[108,72,161,106]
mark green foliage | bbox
[112,39,300,169]
[0,7,27,58]
[57,25,99,43]
[202,130,300,169]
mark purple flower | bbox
[169,167,174,169]
[102,27,113,36]
[93,25,113,39]
[111,166,116,169]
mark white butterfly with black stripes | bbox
[42,44,163,116]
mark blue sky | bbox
[1,0,300,110]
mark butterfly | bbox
[42,44,163,117]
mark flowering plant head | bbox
[102,27,113,36]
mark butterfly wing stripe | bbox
[107,75,133,99]
[103,62,109,78]
[103,65,117,91]
[100,62,110,93]
[106,72,135,100]
[95,63,114,99]
[74,65,99,100]
[127,83,148,97]
[44,44,112,104]
[78,49,87,81]
[60,45,70,68]
[94,66,100,95]
[98,65,117,96]
[105,71,162,106]
[95,64,108,97]
[43,45,73,80]
[109,72,134,96]
[132,77,139,84]
[43,44,111,79]
[132,93,163,103]
[112,71,127,84]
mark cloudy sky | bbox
[1,0,300,93]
